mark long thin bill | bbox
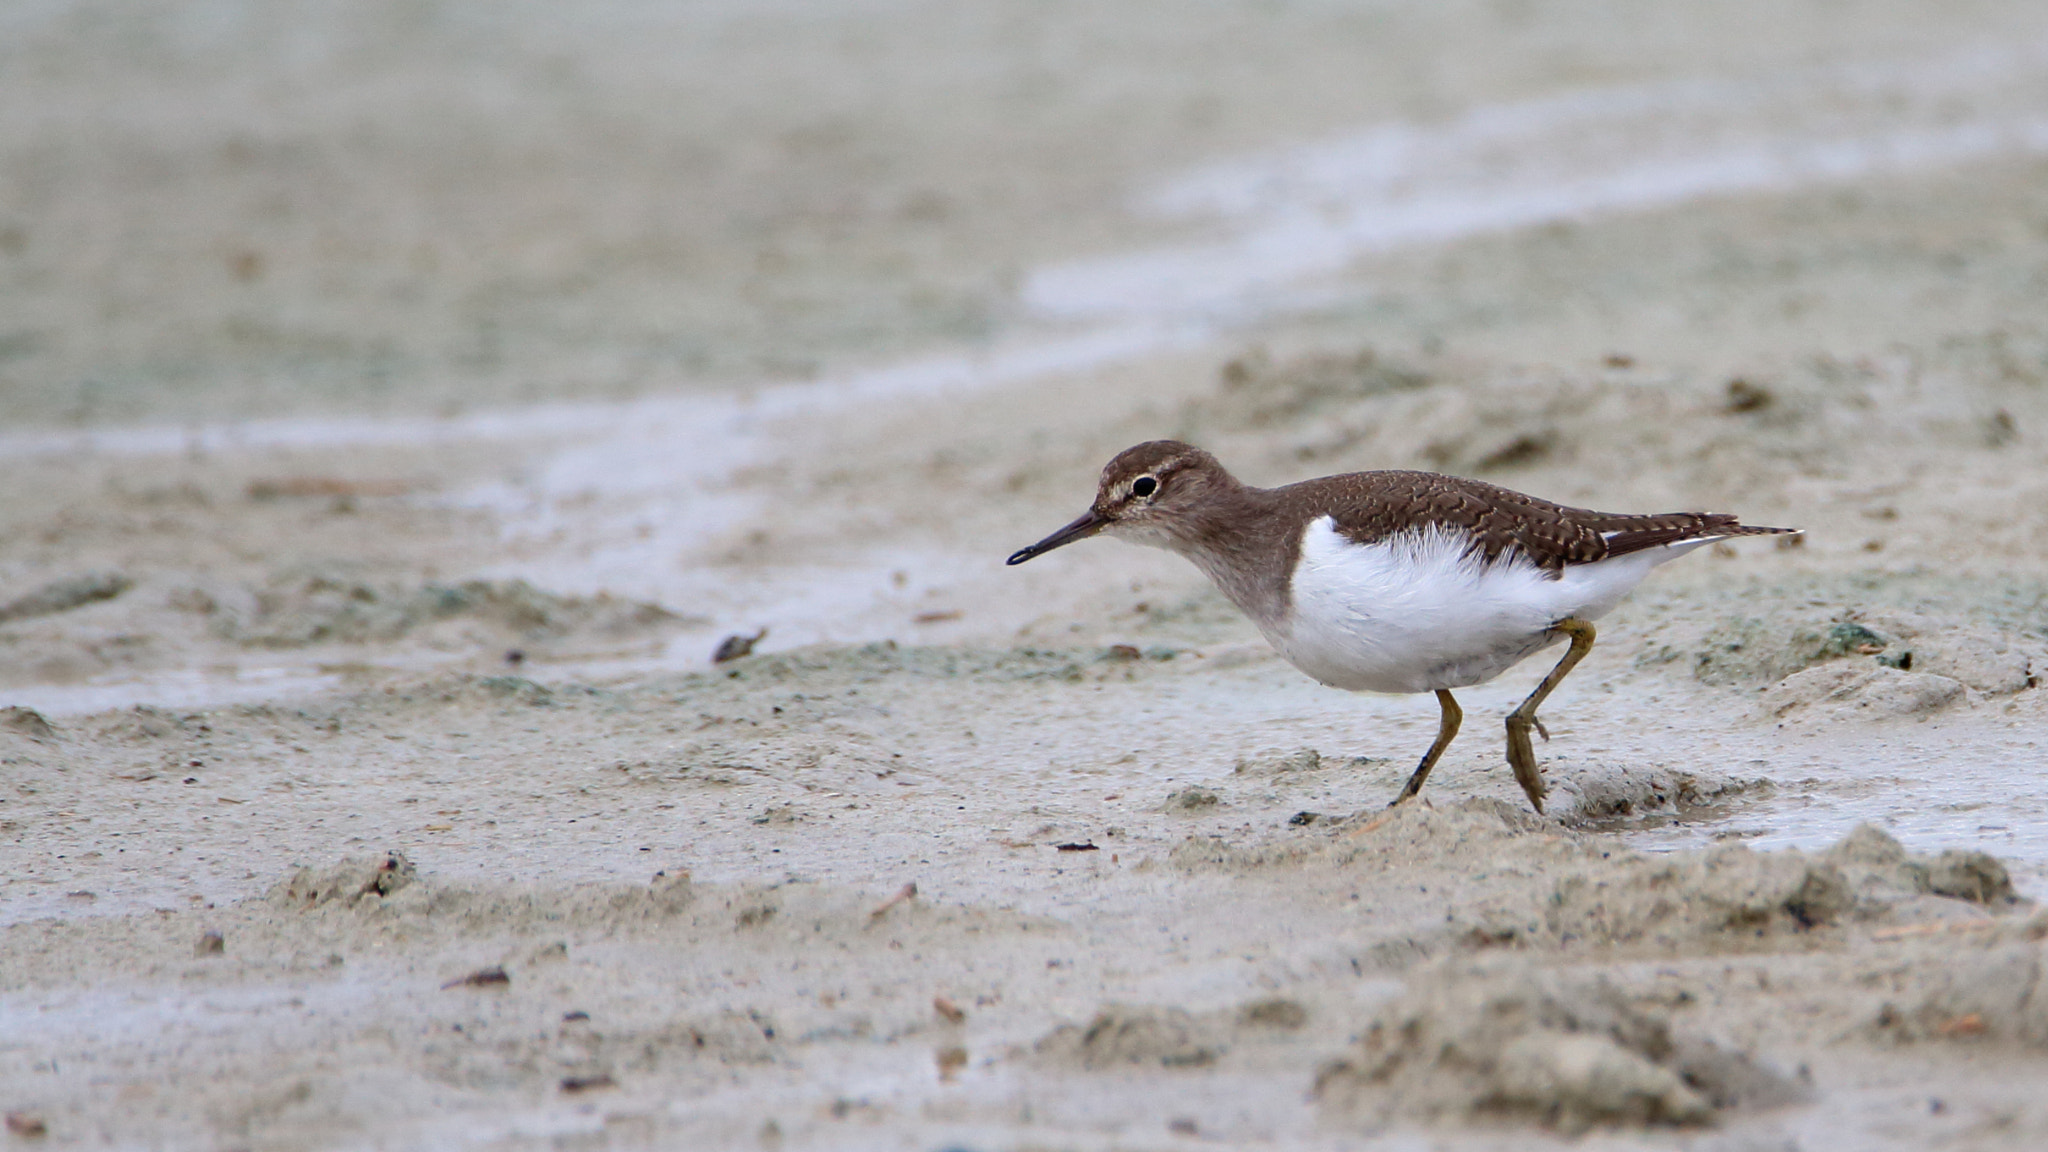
[1005,510,1107,565]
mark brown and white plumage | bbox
[1009,440,1797,811]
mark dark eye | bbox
[1131,475,1158,498]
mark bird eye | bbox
[1131,475,1158,498]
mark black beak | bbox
[1006,510,1108,565]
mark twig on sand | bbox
[1869,920,1997,942]
[441,966,512,989]
[869,881,917,920]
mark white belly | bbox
[1269,518,1706,694]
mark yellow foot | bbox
[1504,715,1548,814]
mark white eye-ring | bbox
[1131,475,1158,498]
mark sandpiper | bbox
[1007,440,1796,812]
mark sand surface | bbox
[7,2,2048,1148]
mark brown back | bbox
[1282,470,1791,572]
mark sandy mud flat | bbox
[8,2,2048,1149]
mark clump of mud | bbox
[1543,825,2019,949]
[1547,844,1854,947]
[426,1006,782,1096]
[630,733,912,793]
[0,571,132,624]
[181,570,690,648]
[0,705,54,739]
[1233,747,1330,776]
[1548,760,1772,827]
[1746,612,2040,719]
[1760,663,1968,720]
[1202,345,1433,431]
[1166,834,1280,872]
[1826,823,2018,907]
[1329,798,1547,868]
[1031,996,1313,1071]
[1317,962,1802,1133]
[1672,616,1839,686]
[271,857,700,934]
[1870,928,2048,1048]
[1034,1005,1226,1069]
[1163,785,1222,813]
[1316,811,2016,963]
[270,852,418,908]
[1632,581,2043,715]
[714,641,1171,685]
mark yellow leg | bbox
[1390,689,1462,807]
[1504,617,1596,814]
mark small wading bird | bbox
[1007,441,1796,812]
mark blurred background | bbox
[4,0,2048,707]
[6,0,2044,426]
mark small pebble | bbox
[441,966,511,989]
[1723,377,1773,412]
[713,627,768,663]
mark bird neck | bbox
[1164,481,1297,631]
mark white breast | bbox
[1269,518,1709,694]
